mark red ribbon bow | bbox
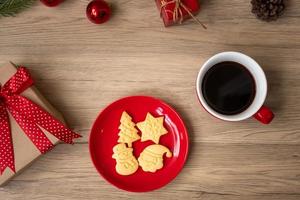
[0,67,81,174]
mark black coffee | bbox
[202,61,256,115]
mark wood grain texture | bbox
[0,0,300,199]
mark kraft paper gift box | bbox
[0,62,70,186]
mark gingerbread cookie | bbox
[138,144,172,173]
[136,113,168,144]
[112,143,139,176]
[117,111,140,147]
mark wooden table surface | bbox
[1,0,300,199]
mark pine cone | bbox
[251,0,285,21]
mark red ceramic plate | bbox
[89,96,188,192]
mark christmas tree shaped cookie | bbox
[112,143,139,175]
[136,113,168,144]
[117,111,140,147]
[138,144,172,173]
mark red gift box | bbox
[156,0,204,27]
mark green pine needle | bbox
[0,0,36,17]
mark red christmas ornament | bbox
[40,0,64,7]
[86,0,111,24]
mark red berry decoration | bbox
[86,0,111,24]
[40,0,64,7]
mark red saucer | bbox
[89,96,189,192]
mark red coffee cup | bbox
[196,52,274,124]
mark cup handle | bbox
[253,105,274,124]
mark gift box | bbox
[0,62,80,186]
[156,0,201,27]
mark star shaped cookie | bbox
[136,113,168,144]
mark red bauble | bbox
[86,0,111,24]
[40,0,64,7]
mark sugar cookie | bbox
[117,111,140,147]
[138,144,172,173]
[112,143,139,176]
[136,113,168,144]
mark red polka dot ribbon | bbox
[0,67,81,174]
